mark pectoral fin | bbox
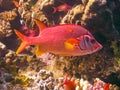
[64,38,79,50]
[35,46,45,56]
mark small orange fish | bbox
[53,3,72,13]
[104,83,110,90]
[14,20,102,56]
[63,76,76,90]
[12,0,20,7]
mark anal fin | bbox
[35,46,45,56]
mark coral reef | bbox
[60,4,85,24]
[55,77,120,90]
[0,9,17,21]
[0,19,12,39]
[17,0,51,27]
[0,42,7,57]
[61,0,119,39]
[28,69,55,90]
[0,0,120,89]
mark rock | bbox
[17,0,50,26]
[0,84,7,90]
[12,84,24,90]
[4,73,14,82]
[80,0,119,39]
[0,0,15,11]
[61,0,119,40]
[110,0,120,34]
[34,69,55,90]
[39,0,54,10]
[0,42,7,57]
[18,69,55,89]
[0,71,4,84]
[54,77,64,90]
[60,4,85,24]
[0,71,14,90]
[5,50,16,58]
[0,19,12,39]
[0,9,18,21]
[5,50,16,64]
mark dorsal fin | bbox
[35,20,47,32]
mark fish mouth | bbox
[88,43,103,55]
[94,43,103,52]
[88,42,103,55]
[98,43,103,50]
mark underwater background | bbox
[0,0,120,90]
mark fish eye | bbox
[90,39,96,44]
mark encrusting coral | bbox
[61,0,119,39]
[0,19,12,39]
[0,42,7,57]
[0,9,17,21]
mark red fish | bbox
[63,76,76,90]
[20,26,38,37]
[12,0,20,7]
[14,20,102,56]
[53,3,72,13]
[104,83,110,90]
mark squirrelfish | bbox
[63,76,76,90]
[14,20,102,56]
[53,3,72,13]
[104,83,110,90]
[12,0,20,7]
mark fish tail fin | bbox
[14,29,29,54]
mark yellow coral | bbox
[11,75,31,87]
[111,41,120,56]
